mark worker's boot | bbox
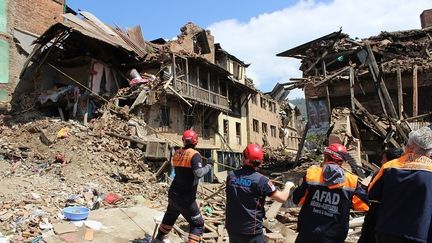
[151,236,171,243]
[187,234,201,243]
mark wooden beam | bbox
[365,42,398,119]
[413,65,418,116]
[186,58,190,94]
[349,67,355,110]
[325,85,331,116]
[305,50,328,75]
[396,65,404,119]
[322,60,327,77]
[294,121,310,167]
[353,98,400,148]
[402,112,432,122]
[167,85,193,107]
[313,66,351,87]
[172,53,176,88]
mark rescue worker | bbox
[225,143,295,243]
[153,130,212,243]
[292,143,369,243]
[358,148,403,243]
[369,126,432,243]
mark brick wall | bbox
[14,0,63,35]
[247,93,282,149]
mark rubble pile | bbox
[0,111,170,241]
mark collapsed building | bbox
[277,10,432,175]
[11,10,298,180]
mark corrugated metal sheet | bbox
[33,12,149,59]
[62,13,144,56]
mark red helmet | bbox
[182,129,198,146]
[324,143,347,162]
[243,144,264,167]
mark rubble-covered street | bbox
[1,1,432,243]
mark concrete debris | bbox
[0,112,170,241]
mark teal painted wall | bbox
[0,0,6,33]
[0,88,7,102]
[0,39,9,84]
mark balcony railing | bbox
[174,79,229,110]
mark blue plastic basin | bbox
[63,206,90,221]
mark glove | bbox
[205,158,214,167]
[285,181,295,189]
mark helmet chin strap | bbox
[251,160,262,167]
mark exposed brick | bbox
[14,0,63,35]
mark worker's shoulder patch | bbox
[267,180,276,192]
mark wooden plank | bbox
[167,85,193,107]
[349,67,355,110]
[305,50,328,75]
[413,65,418,116]
[402,112,432,122]
[397,65,404,119]
[172,53,176,88]
[365,42,398,119]
[364,43,388,116]
[353,98,400,148]
[325,85,331,116]
[322,60,327,77]
[154,160,170,178]
[266,201,283,220]
[130,89,148,111]
[217,224,224,243]
[294,121,310,167]
[313,66,350,87]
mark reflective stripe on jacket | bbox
[172,148,199,168]
[368,153,432,242]
[293,164,369,242]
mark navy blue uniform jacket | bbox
[225,166,276,235]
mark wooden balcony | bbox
[174,79,229,111]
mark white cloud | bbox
[208,0,432,99]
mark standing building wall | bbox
[0,0,64,109]
[247,93,282,149]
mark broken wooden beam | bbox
[313,66,351,87]
[413,64,418,117]
[353,98,400,148]
[402,112,432,122]
[167,85,192,107]
[294,121,310,167]
[106,131,147,145]
[397,65,404,119]
[365,42,398,119]
[349,67,355,110]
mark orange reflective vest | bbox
[172,148,199,168]
[368,153,432,242]
[292,165,369,242]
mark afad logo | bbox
[235,177,252,187]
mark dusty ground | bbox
[0,111,170,241]
[0,110,364,243]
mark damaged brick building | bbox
[12,10,276,178]
[247,86,301,153]
[277,11,432,170]
[0,0,65,110]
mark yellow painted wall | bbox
[216,106,248,153]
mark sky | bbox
[67,0,432,99]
